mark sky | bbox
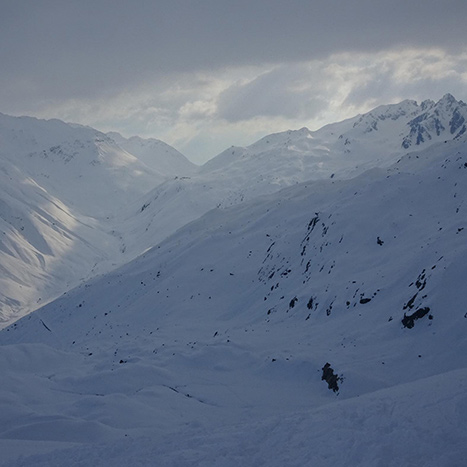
[1,0,467,164]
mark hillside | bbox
[113,94,467,253]
[1,132,466,465]
[0,114,194,326]
[107,132,197,177]
[0,113,169,215]
[1,94,466,326]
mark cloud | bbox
[1,1,467,163]
[339,49,467,110]
[1,0,466,112]
[215,48,467,125]
[17,46,465,165]
[216,64,329,122]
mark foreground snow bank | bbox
[4,367,467,467]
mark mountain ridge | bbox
[106,131,197,176]
[0,114,196,325]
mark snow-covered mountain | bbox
[202,92,467,180]
[0,113,171,216]
[1,131,466,465]
[2,95,466,328]
[114,94,467,254]
[0,114,196,326]
[0,157,121,326]
[107,132,197,177]
[2,95,466,327]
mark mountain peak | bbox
[106,131,197,175]
[438,93,457,105]
[432,93,467,114]
[399,93,467,149]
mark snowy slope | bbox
[0,157,125,326]
[1,135,467,465]
[0,113,166,216]
[3,95,465,326]
[202,93,467,181]
[107,132,197,177]
[115,94,467,254]
[0,114,193,326]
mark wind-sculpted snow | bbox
[4,369,467,467]
[1,135,467,465]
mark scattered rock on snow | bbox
[402,307,431,329]
[321,362,342,393]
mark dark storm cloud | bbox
[1,0,466,111]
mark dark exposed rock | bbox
[289,297,298,309]
[307,296,314,310]
[450,109,465,134]
[402,307,431,329]
[307,215,319,232]
[321,363,342,393]
[403,293,418,310]
[415,270,427,290]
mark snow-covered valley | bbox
[0,114,196,326]
[1,95,467,465]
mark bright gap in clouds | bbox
[11,47,467,165]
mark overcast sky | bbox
[2,0,467,163]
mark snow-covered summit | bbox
[402,93,466,148]
[202,94,467,183]
[107,132,197,176]
[345,93,466,149]
[0,113,166,216]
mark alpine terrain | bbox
[1,94,467,466]
[0,114,196,326]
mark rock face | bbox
[401,94,467,148]
[402,307,432,329]
[322,363,342,393]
